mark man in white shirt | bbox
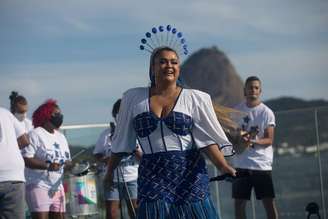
[232,76,278,219]
[0,107,29,219]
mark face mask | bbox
[14,112,26,121]
[50,113,63,128]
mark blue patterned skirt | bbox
[137,149,220,219]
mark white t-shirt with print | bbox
[94,127,139,182]
[0,107,26,182]
[22,127,71,190]
[232,102,276,171]
[20,118,33,133]
[14,113,33,133]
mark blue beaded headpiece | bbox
[139,25,189,56]
[140,25,189,87]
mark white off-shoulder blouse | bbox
[111,87,232,155]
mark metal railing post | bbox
[213,167,222,218]
[251,192,256,219]
[314,109,327,219]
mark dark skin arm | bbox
[17,134,30,149]
[64,160,74,171]
[94,153,109,163]
[24,157,61,171]
[105,153,123,188]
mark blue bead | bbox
[146,32,151,38]
[172,28,177,34]
[159,25,164,32]
[177,32,183,38]
[141,38,147,44]
[183,44,188,49]
[140,45,145,50]
[184,50,188,55]
[180,38,186,44]
[152,27,157,34]
[166,25,172,31]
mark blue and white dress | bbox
[111,87,232,219]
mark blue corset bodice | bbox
[133,111,193,138]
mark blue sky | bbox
[1,0,327,124]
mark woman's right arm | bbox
[24,157,61,171]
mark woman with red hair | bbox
[22,99,71,219]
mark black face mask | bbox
[50,113,63,128]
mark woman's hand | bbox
[63,160,74,171]
[220,163,236,177]
[48,162,61,171]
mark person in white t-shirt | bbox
[22,99,72,219]
[9,91,33,132]
[232,76,278,219]
[94,99,141,219]
[0,107,29,219]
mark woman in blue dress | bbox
[106,46,236,219]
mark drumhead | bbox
[71,162,90,176]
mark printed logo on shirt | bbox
[241,115,259,141]
[242,115,251,131]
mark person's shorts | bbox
[0,181,25,219]
[232,168,275,200]
[25,184,66,213]
[104,180,138,201]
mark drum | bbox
[65,172,98,216]
[227,129,259,154]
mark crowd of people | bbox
[0,29,278,219]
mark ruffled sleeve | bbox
[111,89,138,154]
[191,90,233,153]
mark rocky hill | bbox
[180,46,244,107]
[264,97,328,112]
